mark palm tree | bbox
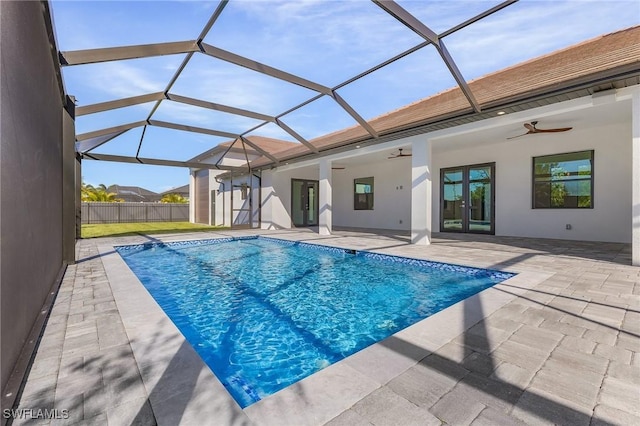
[160,193,188,204]
[81,183,123,202]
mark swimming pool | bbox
[116,236,514,408]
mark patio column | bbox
[632,90,640,266]
[319,158,332,235]
[411,138,432,245]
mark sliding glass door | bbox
[441,163,495,234]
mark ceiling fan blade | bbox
[507,132,531,140]
[332,167,345,170]
[398,154,412,157]
[536,127,573,133]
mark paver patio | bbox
[11,229,640,425]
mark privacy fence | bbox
[81,202,189,224]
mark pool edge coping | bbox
[98,232,553,426]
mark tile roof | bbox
[107,185,161,202]
[249,25,640,168]
[191,136,299,163]
[160,184,189,196]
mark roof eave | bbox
[247,65,640,172]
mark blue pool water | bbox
[116,236,514,408]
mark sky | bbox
[51,0,640,193]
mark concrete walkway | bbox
[11,230,640,425]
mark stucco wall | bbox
[432,119,632,242]
[208,172,261,227]
[332,159,412,231]
[261,159,414,232]
[255,94,632,243]
[1,1,66,393]
[207,170,225,226]
[261,168,319,229]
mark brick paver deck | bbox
[11,230,640,425]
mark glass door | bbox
[291,179,319,227]
[442,168,464,232]
[441,163,495,234]
[468,165,493,233]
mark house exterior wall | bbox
[191,150,262,226]
[431,119,631,243]
[332,159,412,231]
[208,170,226,227]
[231,174,259,227]
[193,169,209,224]
[261,168,319,229]
[1,1,68,395]
[206,172,261,228]
[196,95,633,246]
[258,100,631,244]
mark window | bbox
[533,150,593,208]
[240,183,248,200]
[354,177,374,210]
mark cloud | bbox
[62,53,185,105]
[153,101,265,133]
[442,0,640,80]
[167,53,317,115]
[207,0,423,84]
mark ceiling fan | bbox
[507,121,573,139]
[388,148,412,159]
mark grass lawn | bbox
[82,222,227,238]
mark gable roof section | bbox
[160,184,189,196]
[107,185,160,202]
[190,135,299,163]
[248,25,640,168]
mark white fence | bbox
[81,202,189,224]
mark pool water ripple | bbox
[116,237,514,408]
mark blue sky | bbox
[51,0,639,193]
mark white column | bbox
[319,158,332,235]
[260,170,274,230]
[411,138,432,245]
[632,90,640,266]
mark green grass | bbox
[81,222,227,238]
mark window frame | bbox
[531,150,594,209]
[354,177,374,210]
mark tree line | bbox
[81,183,188,203]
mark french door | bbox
[441,163,495,234]
[291,179,319,227]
